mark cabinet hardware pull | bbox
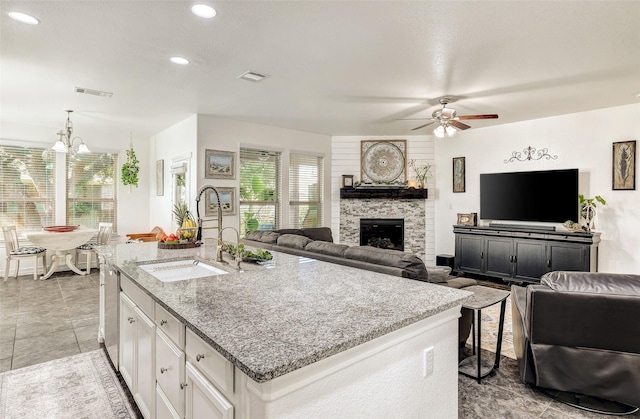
[547,259,551,267]
[196,354,205,362]
[160,367,168,374]
[180,382,188,390]
[480,252,484,259]
[128,317,135,324]
[513,255,517,263]
[160,320,167,326]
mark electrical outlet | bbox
[423,346,434,377]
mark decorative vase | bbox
[581,204,596,231]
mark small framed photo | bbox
[612,140,636,190]
[205,187,235,216]
[342,175,355,188]
[205,149,235,179]
[156,159,164,196]
[453,157,466,193]
[457,213,477,226]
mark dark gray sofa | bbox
[243,227,476,345]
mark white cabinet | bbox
[156,329,185,418]
[185,361,234,419]
[119,276,156,419]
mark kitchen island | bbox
[97,241,472,419]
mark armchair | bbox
[511,271,640,413]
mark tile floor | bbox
[0,271,101,372]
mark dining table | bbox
[26,226,97,280]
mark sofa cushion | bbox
[444,277,477,289]
[343,246,428,280]
[305,241,349,257]
[246,230,280,244]
[277,234,313,250]
[275,228,303,236]
[299,227,334,242]
[425,266,452,283]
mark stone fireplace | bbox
[360,218,404,251]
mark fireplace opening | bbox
[360,218,404,251]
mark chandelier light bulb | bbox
[434,125,445,138]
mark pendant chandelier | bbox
[51,110,90,155]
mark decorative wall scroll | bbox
[360,140,407,184]
[504,146,558,163]
[205,149,235,179]
[156,160,164,196]
[612,140,636,190]
[453,157,466,193]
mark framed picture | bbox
[612,140,636,190]
[205,149,235,179]
[453,157,466,193]
[205,187,235,216]
[457,213,477,226]
[342,175,354,188]
[156,160,164,196]
[360,139,407,184]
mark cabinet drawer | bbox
[155,303,185,349]
[156,330,185,418]
[121,275,154,318]
[186,328,234,396]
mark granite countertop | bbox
[97,242,472,383]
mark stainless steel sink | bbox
[138,259,229,282]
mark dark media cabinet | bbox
[453,225,600,284]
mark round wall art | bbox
[360,140,407,183]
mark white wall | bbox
[435,103,640,274]
[331,135,436,264]
[149,115,198,234]
[149,115,331,242]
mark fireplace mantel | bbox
[340,187,428,199]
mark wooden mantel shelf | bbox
[340,187,428,199]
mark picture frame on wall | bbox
[612,140,636,190]
[360,139,407,184]
[205,149,235,179]
[342,175,355,188]
[205,187,235,216]
[156,160,164,196]
[453,157,466,193]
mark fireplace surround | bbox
[360,218,404,251]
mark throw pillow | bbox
[425,266,452,283]
[277,234,313,249]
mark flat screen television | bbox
[480,168,579,223]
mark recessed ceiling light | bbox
[7,11,40,25]
[191,4,216,18]
[238,71,269,82]
[170,56,190,65]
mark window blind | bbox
[239,148,281,235]
[66,152,117,231]
[289,153,323,228]
[0,145,56,232]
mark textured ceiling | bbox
[1,1,639,141]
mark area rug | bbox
[0,349,137,419]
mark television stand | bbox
[453,225,600,284]
[488,223,556,232]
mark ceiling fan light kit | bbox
[404,97,499,137]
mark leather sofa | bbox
[511,271,640,408]
[243,227,476,345]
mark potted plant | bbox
[121,145,139,191]
[408,159,432,189]
[579,194,606,231]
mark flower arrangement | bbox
[408,159,432,189]
[579,194,606,231]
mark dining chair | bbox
[3,225,48,281]
[75,222,113,274]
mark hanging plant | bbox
[121,146,139,188]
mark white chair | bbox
[75,222,112,274]
[3,225,47,281]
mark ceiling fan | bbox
[401,98,498,137]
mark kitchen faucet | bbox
[220,226,242,270]
[195,185,224,263]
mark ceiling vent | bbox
[74,87,113,98]
[237,71,269,82]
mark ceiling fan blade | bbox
[397,117,434,120]
[450,120,471,130]
[411,121,436,131]
[458,114,499,120]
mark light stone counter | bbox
[97,242,472,383]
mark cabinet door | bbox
[134,307,156,419]
[455,235,484,273]
[157,330,186,418]
[156,385,182,419]
[120,293,137,392]
[547,242,587,272]
[484,237,513,278]
[186,362,234,419]
[512,239,546,282]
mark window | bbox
[67,152,117,230]
[239,148,281,236]
[0,145,56,231]
[289,153,323,228]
